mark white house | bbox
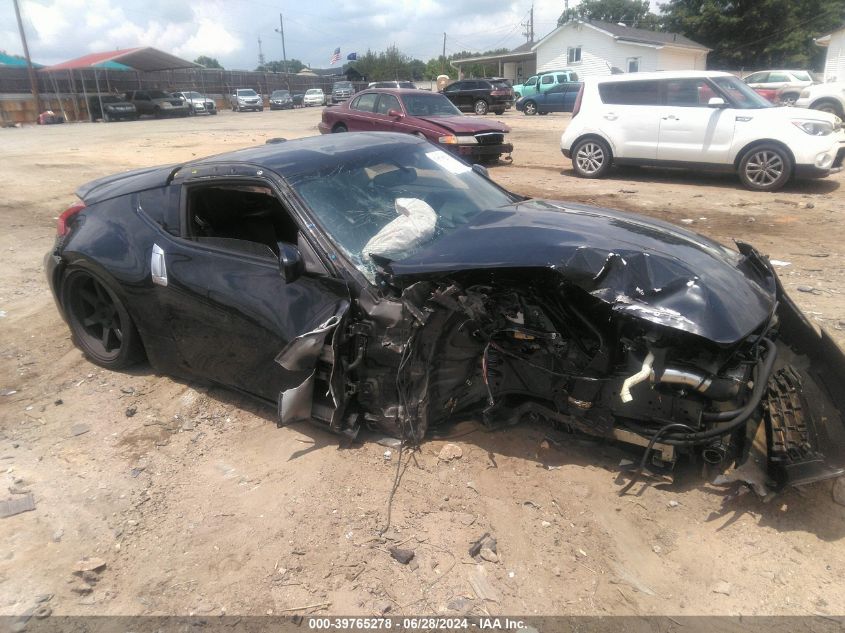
[815,25,845,82]
[533,20,709,78]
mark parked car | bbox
[743,70,814,105]
[88,95,137,122]
[441,79,513,115]
[368,81,417,89]
[331,81,355,104]
[124,90,189,118]
[317,89,512,162]
[303,88,326,107]
[173,91,217,116]
[44,132,845,494]
[795,82,845,118]
[292,93,305,108]
[513,70,579,99]
[515,82,582,115]
[752,87,780,104]
[269,90,294,110]
[560,71,844,192]
[229,89,264,112]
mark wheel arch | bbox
[733,139,796,172]
[809,98,845,117]
[570,133,615,159]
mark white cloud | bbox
[4,0,569,69]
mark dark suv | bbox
[440,79,514,115]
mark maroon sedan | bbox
[318,89,512,162]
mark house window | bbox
[567,46,582,64]
[627,58,640,73]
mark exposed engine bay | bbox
[277,246,845,496]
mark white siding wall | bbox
[823,30,845,82]
[536,23,706,77]
[658,48,706,71]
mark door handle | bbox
[151,243,168,287]
[604,113,618,121]
[661,115,678,120]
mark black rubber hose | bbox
[622,338,777,446]
[618,422,696,495]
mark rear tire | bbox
[523,100,537,115]
[738,144,792,192]
[474,99,489,115]
[571,137,612,179]
[61,268,144,369]
[332,124,348,133]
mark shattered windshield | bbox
[289,144,516,280]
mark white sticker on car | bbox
[426,150,471,174]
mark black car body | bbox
[441,79,514,115]
[88,95,138,122]
[270,90,294,110]
[292,94,305,107]
[515,82,582,115]
[331,81,355,104]
[45,132,845,495]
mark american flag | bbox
[330,47,341,65]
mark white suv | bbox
[561,71,845,192]
[795,82,845,119]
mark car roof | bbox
[588,70,734,84]
[189,132,425,179]
[355,88,430,95]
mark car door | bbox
[346,93,379,131]
[372,93,403,131]
[539,84,566,113]
[539,74,556,95]
[595,79,662,159]
[521,76,538,97]
[442,82,463,110]
[657,77,736,164]
[133,91,152,115]
[562,83,581,112]
[148,169,350,404]
[763,71,792,90]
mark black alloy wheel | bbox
[62,269,144,369]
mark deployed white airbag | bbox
[363,197,437,260]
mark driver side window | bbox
[183,182,300,260]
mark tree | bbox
[660,0,845,70]
[258,59,305,73]
[194,56,223,69]
[558,0,661,28]
[423,48,512,80]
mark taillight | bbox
[571,84,584,118]
[491,89,508,96]
[57,201,85,236]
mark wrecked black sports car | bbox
[46,132,845,494]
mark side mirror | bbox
[278,242,304,283]
[387,108,403,118]
[472,163,490,179]
[708,97,727,107]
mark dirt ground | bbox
[2,108,845,619]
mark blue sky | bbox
[0,0,587,69]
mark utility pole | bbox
[523,5,535,43]
[441,32,446,74]
[12,0,41,116]
[530,4,534,43]
[275,13,288,73]
[258,36,266,68]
